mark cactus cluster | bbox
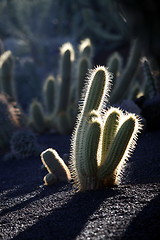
[69,66,142,191]
[29,38,92,135]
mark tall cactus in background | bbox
[29,38,93,135]
[142,58,157,99]
[54,42,75,134]
[29,99,48,133]
[78,38,93,58]
[0,51,15,98]
[109,39,142,104]
[43,75,55,115]
[70,66,142,191]
[107,52,122,90]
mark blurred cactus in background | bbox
[29,38,93,135]
[108,39,142,104]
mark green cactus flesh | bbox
[98,116,136,185]
[100,108,121,165]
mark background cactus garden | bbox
[0,1,160,240]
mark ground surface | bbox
[0,131,160,240]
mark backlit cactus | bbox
[41,148,71,185]
[70,66,142,191]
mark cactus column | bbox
[70,66,142,191]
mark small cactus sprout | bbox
[41,148,71,185]
[10,129,39,159]
[70,66,142,191]
[0,51,15,98]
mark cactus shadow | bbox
[0,182,65,217]
[12,187,119,240]
[122,193,160,240]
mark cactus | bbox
[56,42,75,113]
[142,58,157,99]
[109,39,142,104]
[10,128,39,159]
[43,75,55,114]
[29,99,48,133]
[0,51,15,98]
[41,148,71,185]
[28,39,93,135]
[70,66,142,191]
[107,52,122,90]
[78,38,93,58]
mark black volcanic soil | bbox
[0,131,160,240]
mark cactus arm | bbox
[76,57,91,104]
[29,100,47,133]
[100,108,122,165]
[98,115,141,186]
[107,52,122,90]
[78,38,93,58]
[74,111,101,191]
[43,75,55,114]
[56,43,75,113]
[80,66,111,116]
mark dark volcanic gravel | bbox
[0,131,160,240]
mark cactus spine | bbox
[70,66,142,191]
